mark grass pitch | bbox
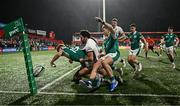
[0,49,180,105]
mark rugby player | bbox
[78,30,103,88]
[50,42,87,83]
[159,36,166,56]
[160,26,179,69]
[145,36,160,58]
[119,24,148,77]
[81,17,120,92]
[111,18,126,67]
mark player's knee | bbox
[101,60,107,67]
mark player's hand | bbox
[79,58,84,63]
[69,59,73,64]
[50,62,56,67]
[95,17,103,23]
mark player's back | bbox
[63,47,86,62]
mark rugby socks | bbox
[110,76,116,82]
[145,52,148,58]
[90,79,95,86]
[170,58,174,63]
[128,61,136,69]
[90,74,100,87]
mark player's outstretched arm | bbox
[95,17,115,34]
[119,34,128,41]
[50,51,63,67]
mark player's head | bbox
[80,30,91,44]
[111,18,118,28]
[102,25,110,37]
[168,26,174,33]
[130,23,136,32]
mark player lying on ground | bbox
[145,36,160,58]
[79,17,123,92]
[119,24,148,78]
[50,43,89,83]
[50,40,109,84]
[159,26,179,69]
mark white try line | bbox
[0,90,30,94]
[38,92,180,98]
[38,65,81,92]
[0,90,180,98]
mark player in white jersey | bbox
[77,30,102,88]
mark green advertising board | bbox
[3,18,25,38]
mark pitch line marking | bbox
[38,65,81,92]
[0,90,30,94]
[38,92,180,98]
[0,90,180,98]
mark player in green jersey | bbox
[160,26,179,69]
[119,24,148,77]
[50,42,88,83]
[50,44,86,66]
[82,17,120,92]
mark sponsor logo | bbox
[9,28,19,37]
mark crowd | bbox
[0,36,57,51]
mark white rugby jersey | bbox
[83,38,99,61]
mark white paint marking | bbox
[0,90,30,94]
[38,92,180,98]
[38,65,80,92]
[0,90,180,98]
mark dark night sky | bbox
[1,0,180,42]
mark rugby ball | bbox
[33,65,45,77]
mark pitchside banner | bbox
[3,18,25,38]
[2,48,17,53]
[36,30,46,36]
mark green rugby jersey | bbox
[127,31,143,50]
[63,47,86,62]
[163,33,177,47]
